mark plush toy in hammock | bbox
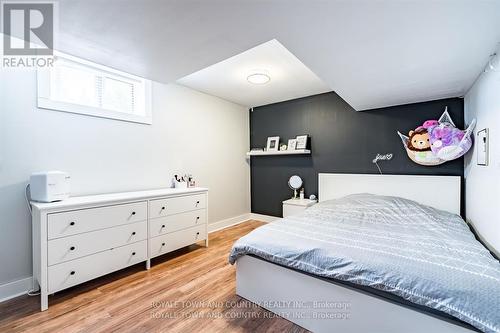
[397,108,476,166]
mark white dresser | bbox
[31,187,208,311]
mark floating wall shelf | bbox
[246,149,311,156]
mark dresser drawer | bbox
[48,221,147,266]
[48,240,147,293]
[149,194,206,218]
[48,202,147,240]
[150,224,206,258]
[149,209,206,237]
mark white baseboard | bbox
[208,212,279,233]
[0,276,32,303]
[208,213,252,233]
[249,213,279,223]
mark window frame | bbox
[37,52,152,125]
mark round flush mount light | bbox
[247,71,271,85]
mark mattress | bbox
[229,194,500,333]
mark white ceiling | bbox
[56,0,500,110]
[177,39,331,107]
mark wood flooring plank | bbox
[0,221,309,333]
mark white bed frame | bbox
[236,173,471,333]
[318,173,461,215]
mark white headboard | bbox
[318,173,461,215]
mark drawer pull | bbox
[196,232,200,235]
[70,246,75,251]
[131,211,136,215]
[132,252,136,256]
[161,206,166,210]
[196,201,200,205]
[161,242,166,246]
[161,225,166,228]
[70,271,75,275]
[132,232,136,236]
[69,221,75,226]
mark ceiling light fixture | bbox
[247,71,271,85]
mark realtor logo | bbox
[1,1,57,67]
[2,1,54,55]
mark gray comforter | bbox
[229,194,500,332]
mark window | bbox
[37,52,152,124]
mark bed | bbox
[229,174,500,333]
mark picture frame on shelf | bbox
[295,135,308,149]
[266,136,280,151]
[287,139,297,150]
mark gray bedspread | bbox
[228,194,500,332]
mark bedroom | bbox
[0,1,499,332]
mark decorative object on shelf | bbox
[477,128,489,166]
[299,188,305,199]
[309,194,317,201]
[372,153,393,174]
[287,139,297,150]
[295,135,308,149]
[266,136,280,151]
[397,107,476,166]
[280,144,288,151]
[288,175,303,199]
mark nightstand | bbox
[282,198,317,217]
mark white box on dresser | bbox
[31,187,208,311]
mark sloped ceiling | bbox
[57,0,500,109]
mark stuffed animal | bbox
[407,128,431,152]
[428,123,471,160]
[415,120,439,132]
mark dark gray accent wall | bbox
[250,92,464,217]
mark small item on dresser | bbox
[299,188,305,200]
[279,144,287,151]
[30,171,71,202]
[309,194,317,201]
[187,174,196,188]
[287,139,297,150]
[173,175,188,189]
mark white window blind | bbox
[37,53,152,124]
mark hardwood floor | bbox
[0,220,309,333]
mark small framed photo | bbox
[266,136,280,151]
[287,139,297,150]
[295,135,308,149]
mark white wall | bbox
[0,68,250,286]
[464,52,500,257]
